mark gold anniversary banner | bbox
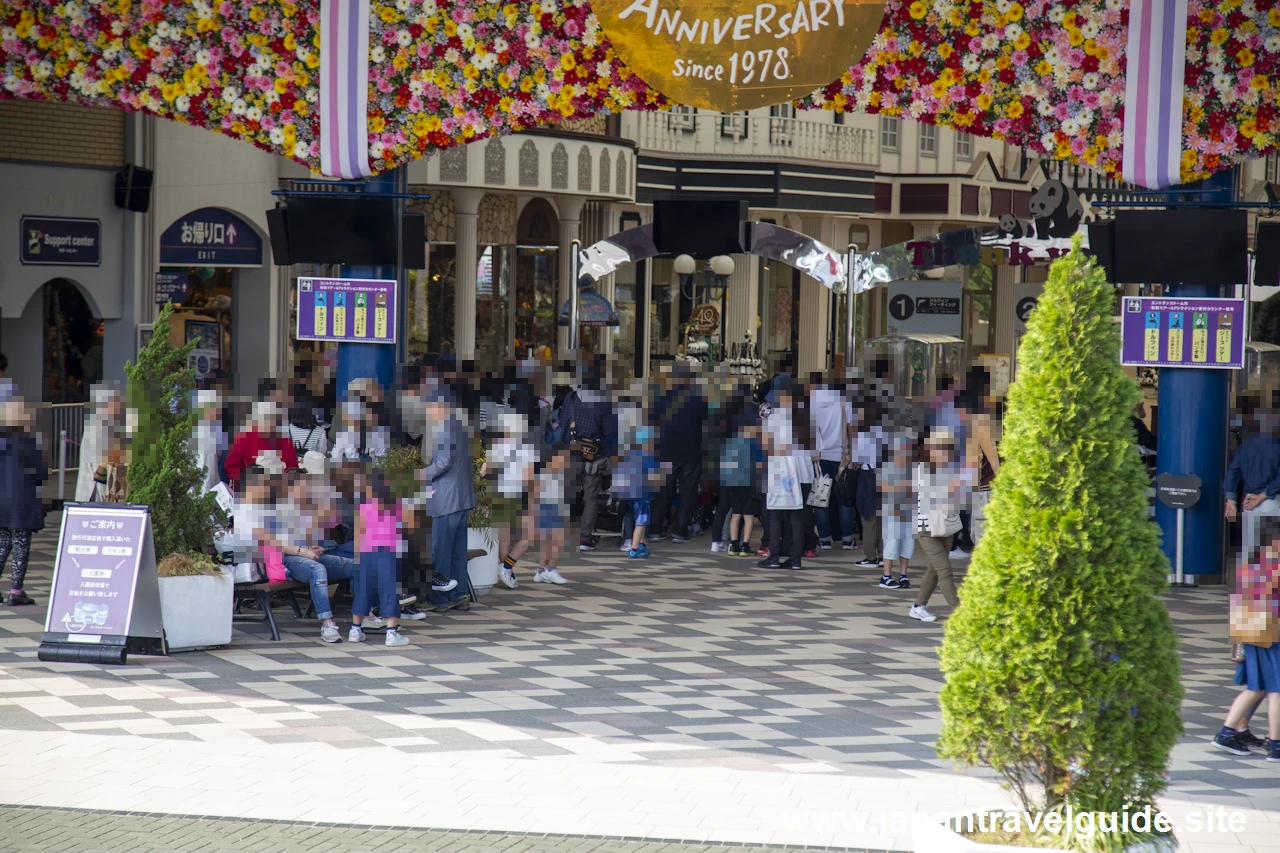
[594,0,887,111]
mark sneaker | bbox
[649,533,667,542]
[399,604,427,620]
[671,534,690,544]
[535,567,568,584]
[950,548,966,559]
[879,575,902,589]
[453,597,471,611]
[397,591,418,607]
[385,630,410,647]
[1239,729,1267,751]
[757,556,781,568]
[755,546,771,558]
[1212,729,1254,756]
[348,625,366,643]
[579,537,597,552]
[363,615,388,629]
[320,623,342,643]
[431,572,458,592]
[628,547,648,559]
[1268,740,1280,762]
[803,548,818,559]
[855,557,882,568]
[6,590,34,606]
[637,543,651,558]
[896,577,912,590]
[842,539,856,550]
[727,542,743,557]
[818,538,833,550]
[780,557,803,570]
[711,541,728,553]
[619,540,633,552]
[499,565,519,589]
[908,604,937,622]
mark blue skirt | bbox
[1235,643,1280,692]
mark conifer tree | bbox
[937,237,1182,849]
[124,302,218,559]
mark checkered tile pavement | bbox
[0,520,1277,851]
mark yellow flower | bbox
[1210,28,1229,45]
[249,6,264,22]
[498,72,512,88]
[284,33,296,51]
[274,77,288,94]
[393,54,409,71]
[1056,140,1072,158]
[370,115,387,133]
[1007,3,1024,22]
[196,17,217,33]
[867,91,881,107]
[1253,76,1270,91]
[1068,28,1084,47]
[294,103,309,117]
[976,93,994,110]
[306,53,319,69]
[1271,7,1280,26]
[1062,11,1077,27]
[520,77,534,93]
[283,3,296,16]
[1006,101,1024,119]
[534,67,546,84]
[1035,59,1052,76]
[939,43,954,60]
[464,64,479,80]
[1014,33,1031,51]
[560,53,576,71]
[380,7,399,23]
[908,40,924,57]
[1238,48,1255,67]
[908,1,927,20]
[1241,117,1258,138]
[965,22,980,37]
[444,20,457,36]
[996,55,1012,70]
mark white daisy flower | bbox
[246,106,262,122]
[270,127,284,144]
[370,45,385,63]
[295,141,309,159]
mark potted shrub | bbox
[927,238,1182,852]
[156,552,233,651]
[125,303,229,651]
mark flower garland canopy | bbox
[2,0,1278,185]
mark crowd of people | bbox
[0,351,1011,639]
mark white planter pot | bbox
[467,527,499,594]
[912,812,1176,853]
[158,569,234,652]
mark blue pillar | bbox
[335,169,399,395]
[1153,282,1229,579]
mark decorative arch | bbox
[598,150,611,196]
[518,139,539,188]
[550,143,568,190]
[615,153,627,196]
[576,145,592,193]
[484,137,506,185]
[517,197,560,247]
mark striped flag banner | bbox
[1121,0,1189,189]
[319,0,373,179]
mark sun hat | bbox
[925,426,956,447]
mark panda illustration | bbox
[997,214,1034,239]
[1029,179,1084,238]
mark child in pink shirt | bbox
[349,469,409,647]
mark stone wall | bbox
[409,189,516,245]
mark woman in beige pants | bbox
[910,427,965,622]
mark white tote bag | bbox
[766,455,804,511]
[806,461,832,508]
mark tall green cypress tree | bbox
[937,236,1182,849]
[124,302,218,559]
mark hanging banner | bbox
[296,277,397,344]
[593,0,888,111]
[1120,297,1246,370]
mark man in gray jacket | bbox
[421,385,477,611]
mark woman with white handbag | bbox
[910,426,966,622]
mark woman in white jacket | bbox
[75,383,127,502]
[910,426,967,623]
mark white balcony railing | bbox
[631,112,878,168]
